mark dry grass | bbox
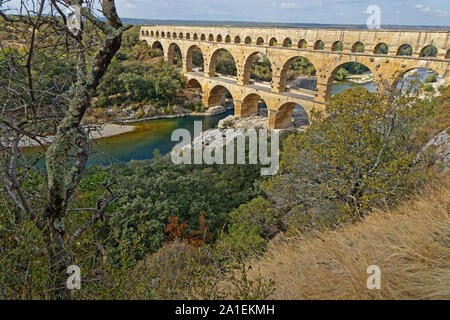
[248,176,450,300]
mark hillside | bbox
[248,175,450,300]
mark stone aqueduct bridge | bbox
[139,25,450,129]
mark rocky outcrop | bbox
[218,115,268,129]
[422,128,450,170]
[205,105,227,115]
[218,108,309,129]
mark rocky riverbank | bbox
[346,73,374,84]
[172,107,309,158]
[85,100,235,125]
[217,108,310,129]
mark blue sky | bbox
[2,0,449,26]
[116,0,450,25]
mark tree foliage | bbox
[90,156,264,262]
[96,60,185,107]
[263,87,434,233]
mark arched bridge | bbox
[140,25,450,129]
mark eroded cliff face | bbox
[422,128,450,170]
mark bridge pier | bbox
[233,100,245,117]
[315,82,332,103]
[271,75,287,93]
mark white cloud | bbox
[280,2,301,9]
[273,0,324,10]
[413,3,450,16]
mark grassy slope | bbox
[248,175,450,300]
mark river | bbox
[86,109,234,166]
[86,80,375,166]
[31,70,434,167]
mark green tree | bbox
[215,51,237,76]
[263,87,433,232]
[335,68,348,81]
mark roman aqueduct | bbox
[140,25,450,129]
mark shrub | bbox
[219,221,267,258]
[148,48,163,58]
[125,241,219,299]
[335,68,348,81]
[95,158,263,262]
[423,84,434,92]
[425,74,437,83]
[228,197,279,238]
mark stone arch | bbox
[269,38,277,46]
[257,37,264,45]
[397,44,413,56]
[217,34,223,42]
[201,34,206,41]
[292,104,310,126]
[172,32,177,38]
[225,35,231,43]
[234,36,241,44]
[144,30,148,36]
[278,55,317,92]
[298,39,307,49]
[161,31,165,37]
[240,93,264,117]
[272,102,296,129]
[331,41,343,51]
[156,31,159,37]
[395,66,446,91]
[245,36,252,44]
[186,33,191,40]
[193,33,198,40]
[186,45,204,72]
[283,38,292,47]
[326,60,376,97]
[167,32,171,38]
[209,48,237,77]
[352,41,365,53]
[150,31,154,37]
[242,51,273,85]
[374,43,388,54]
[208,34,214,41]
[179,32,183,39]
[142,30,145,36]
[419,45,438,57]
[168,43,182,66]
[186,78,202,92]
[314,40,324,50]
[207,85,233,108]
[151,41,163,51]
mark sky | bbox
[115,0,450,26]
[2,0,449,26]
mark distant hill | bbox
[120,18,450,31]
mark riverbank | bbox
[15,123,136,148]
[346,72,374,84]
[113,104,233,124]
[17,106,236,148]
